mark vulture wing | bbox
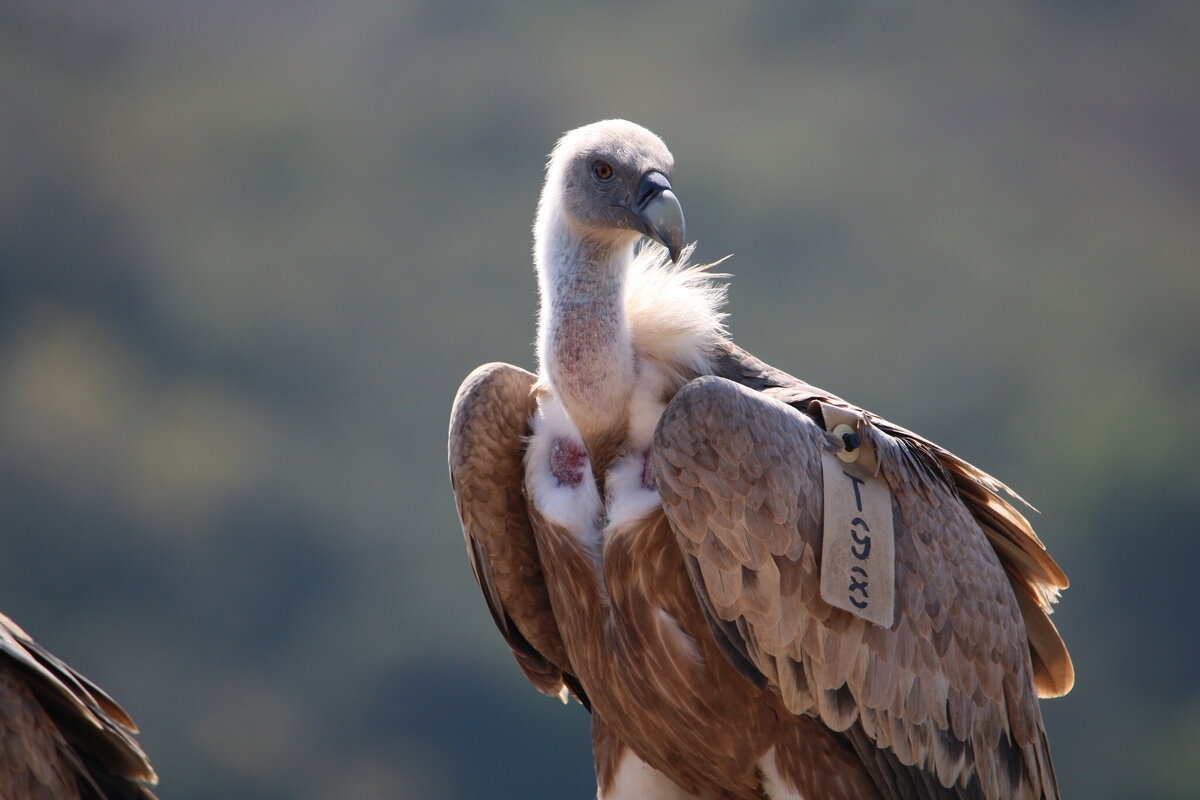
[0,613,157,799]
[449,363,583,704]
[653,372,1065,800]
[712,346,1073,699]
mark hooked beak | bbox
[635,171,685,263]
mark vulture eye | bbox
[593,161,614,181]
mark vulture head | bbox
[536,119,686,263]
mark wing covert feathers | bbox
[653,375,1064,800]
[715,345,1073,698]
[0,613,157,799]
[449,362,578,701]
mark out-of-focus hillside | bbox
[1,2,1197,798]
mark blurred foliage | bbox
[0,1,1197,798]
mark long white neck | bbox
[535,207,638,440]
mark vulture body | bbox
[449,120,1072,800]
[0,613,156,799]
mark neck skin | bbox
[535,208,638,443]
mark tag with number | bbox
[817,403,896,628]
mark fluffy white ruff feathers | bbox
[624,241,730,378]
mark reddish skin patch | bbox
[551,438,587,488]
[641,450,656,491]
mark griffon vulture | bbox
[449,120,1072,800]
[0,612,156,799]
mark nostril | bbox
[636,171,672,210]
[636,184,657,209]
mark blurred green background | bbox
[1,2,1197,798]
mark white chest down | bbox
[524,386,669,551]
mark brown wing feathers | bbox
[654,374,1063,799]
[448,362,582,702]
[716,345,1073,699]
[0,614,156,799]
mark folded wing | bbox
[449,363,582,704]
[653,375,1063,800]
[0,613,157,799]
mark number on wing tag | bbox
[818,403,896,628]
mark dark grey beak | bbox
[635,171,685,263]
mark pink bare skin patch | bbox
[550,438,588,488]
[641,450,656,491]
